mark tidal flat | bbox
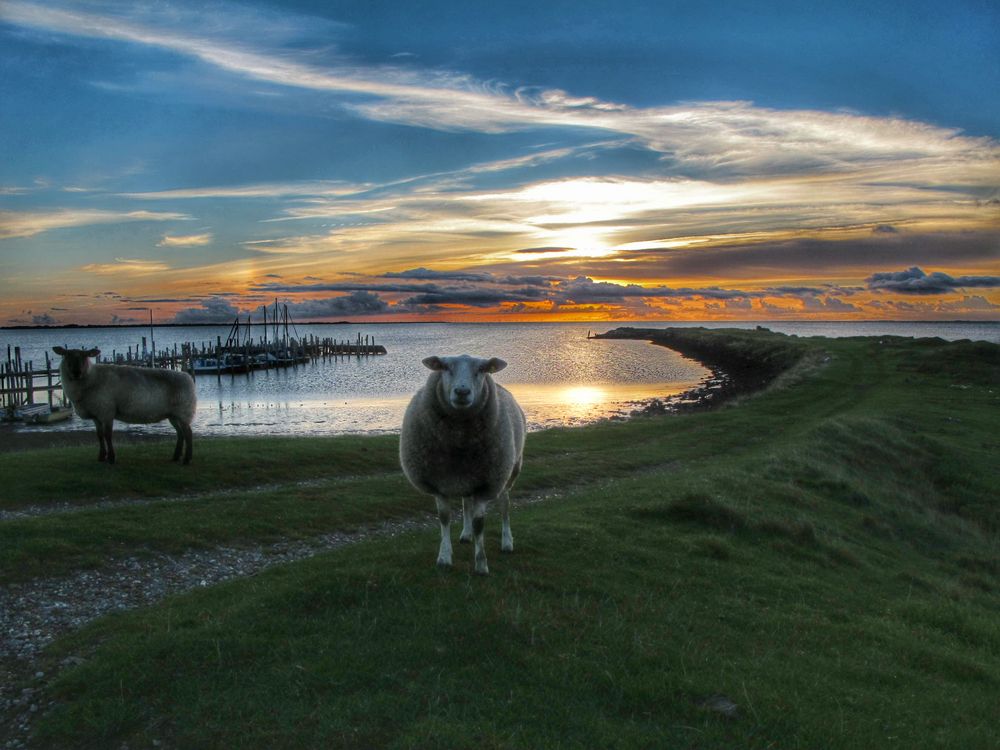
[1,327,998,749]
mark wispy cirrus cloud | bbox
[4,0,997,184]
[0,209,188,239]
[81,258,172,275]
[231,169,998,275]
[5,0,996,275]
[125,181,370,200]
[157,232,213,247]
[381,267,495,283]
[3,1,997,324]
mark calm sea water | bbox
[3,320,997,438]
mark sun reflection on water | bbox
[559,385,608,409]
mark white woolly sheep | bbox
[53,347,197,465]
[400,354,526,575]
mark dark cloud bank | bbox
[166,252,1000,322]
[865,266,1000,295]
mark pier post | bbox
[15,347,23,407]
[46,351,53,408]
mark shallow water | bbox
[3,320,996,437]
[2,323,707,436]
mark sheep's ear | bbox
[86,348,101,358]
[481,357,507,374]
[422,356,446,371]
[53,346,67,355]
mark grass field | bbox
[2,328,998,749]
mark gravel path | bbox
[0,515,434,749]
[0,516,435,663]
[0,483,571,748]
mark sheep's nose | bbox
[454,386,471,398]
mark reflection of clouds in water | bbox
[189,378,696,436]
[179,325,707,435]
[10,323,710,437]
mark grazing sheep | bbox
[53,347,197,465]
[400,354,526,575]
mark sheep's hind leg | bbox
[472,500,489,575]
[169,417,183,462]
[500,490,514,553]
[182,423,193,465]
[435,497,453,568]
[459,498,473,544]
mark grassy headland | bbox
[2,328,998,748]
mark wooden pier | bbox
[2,323,387,422]
[1,346,69,422]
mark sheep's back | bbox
[119,367,195,422]
[85,366,194,424]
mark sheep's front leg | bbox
[459,498,473,544]
[472,499,489,575]
[500,490,514,553]
[435,497,453,568]
[93,419,107,462]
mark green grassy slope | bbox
[4,329,998,749]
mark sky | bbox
[1,0,998,325]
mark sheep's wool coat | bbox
[63,364,196,425]
[400,372,525,500]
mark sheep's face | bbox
[53,346,101,381]
[423,355,507,411]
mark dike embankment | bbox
[593,326,808,412]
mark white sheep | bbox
[400,354,526,575]
[53,347,197,465]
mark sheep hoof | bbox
[474,564,490,576]
[501,543,514,554]
[459,534,472,544]
[436,558,453,569]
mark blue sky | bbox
[1,0,997,324]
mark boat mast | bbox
[225,315,240,349]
